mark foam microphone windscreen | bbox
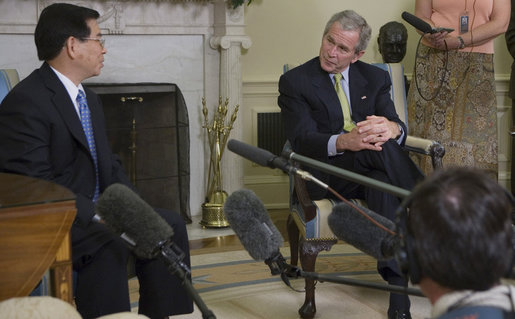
[95,183,174,259]
[328,202,397,260]
[401,11,433,34]
[224,189,284,261]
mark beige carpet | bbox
[130,244,432,318]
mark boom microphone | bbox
[328,202,398,260]
[224,189,425,296]
[95,183,174,259]
[227,139,296,175]
[228,139,327,189]
[224,189,284,261]
[96,184,217,319]
[401,11,454,34]
[223,188,296,277]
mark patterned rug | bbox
[129,243,432,318]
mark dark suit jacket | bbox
[278,56,406,167]
[0,62,132,253]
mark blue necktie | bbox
[77,90,100,202]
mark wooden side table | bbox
[0,173,76,303]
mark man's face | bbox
[378,29,407,63]
[76,19,106,79]
[319,22,364,74]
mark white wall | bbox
[241,0,511,81]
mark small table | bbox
[0,173,76,303]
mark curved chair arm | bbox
[404,135,445,169]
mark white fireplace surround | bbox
[0,0,251,217]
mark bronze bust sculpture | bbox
[378,21,408,63]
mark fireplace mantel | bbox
[0,0,250,217]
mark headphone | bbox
[393,192,421,284]
[393,181,515,285]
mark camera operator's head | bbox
[407,167,513,299]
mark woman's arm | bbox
[455,0,510,48]
[415,0,450,47]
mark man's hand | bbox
[336,115,400,152]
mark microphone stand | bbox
[283,149,410,199]
[156,240,217,319]
[267,253,423,297]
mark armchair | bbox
[0,69,20,103]
[284,63,445,319]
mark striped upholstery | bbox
[372,63,408,130]
[0,69,20,104]
[290,198,338,239]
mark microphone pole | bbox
[282,148,410,199]
[272,254,423,297]
[156,240,217,319]
[299,270,423,297]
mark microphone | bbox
[223,189,295,276]
[227,139,327,189]
[96,183,217,318]
[224,189,425,296]
[402,11,454,34]
[227,139,296,174]
[223,188,284,261]
[328,201,399,261]
[95,183,175,260]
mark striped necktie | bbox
[77,89,100,202]
[333,73,355,132]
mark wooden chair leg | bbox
[297,238,337,319]
[287,214,299,266]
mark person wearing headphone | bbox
[405,167,515,318]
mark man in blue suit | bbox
[278,10,423,319]
[0,3,193,318]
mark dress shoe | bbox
[387,309,412,319]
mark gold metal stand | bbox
[200,97,238,228]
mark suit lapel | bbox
[348,62,368,117]
[40,63,91,153]
[309,59,344,132]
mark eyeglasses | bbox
[82,37,105,48]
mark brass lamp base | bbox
[200,202,230,228]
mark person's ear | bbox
[351,50,365,64]
[64,36,80,59]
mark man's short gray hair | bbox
[323,10,372,53]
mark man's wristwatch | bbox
[457,36,465,49]
[396,122,403,138]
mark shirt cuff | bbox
[396,123,405,145]
[328,134,343,156]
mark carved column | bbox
[210,0,252,195]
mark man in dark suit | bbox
[0,3,193,318]
[278,10,423,319]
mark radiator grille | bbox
[257,112,286,156]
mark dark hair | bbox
[323,10,371,53]
[34,3,100,61]
[408,167,513,291]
